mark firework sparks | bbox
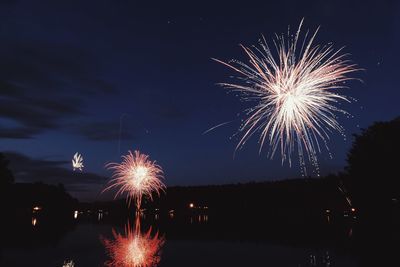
[103,150,165,210]
[72,152,84,171]
[338,182,352,207]
[214,19,358,173]
[102,218,165,267]
[62,260,75,267]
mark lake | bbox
[0,210,364,267]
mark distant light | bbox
[325,209,330,213]
[351,208,356,212]
[189,203,194,208]
[33,206,41,211]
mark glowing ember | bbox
[214,19,358,174]
[72,152,84,171]
[102,218,164,267]
[103,150,165,210]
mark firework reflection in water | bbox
[102,216,165,267]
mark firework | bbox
[214,19,358,173]
[72,152,84,171]
[102,218,164,267]
[338,182,352,207]
[103,150,165,210]
[62,260,75,267]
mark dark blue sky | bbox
[1,0,399,200]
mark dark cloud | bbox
[0,126,41,139]
[0,41,118,139]
[0,82,83,138]
[4,151,107,195]
[0,94,82,128]
[0,80,24,98]
[0,41,119,95]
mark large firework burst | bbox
[214,19,358,173]
[102,218,164,267]
[103,150,165,209]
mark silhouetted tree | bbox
[0,152,14,187]
[345,117,400,211]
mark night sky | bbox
[1,0,399,201]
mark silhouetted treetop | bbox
[345,117,400,207]
[0,152,14,187]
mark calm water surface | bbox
[0,212,358,267]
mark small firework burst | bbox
[103,150,165,209]
[102,218,164,267]
[214,19,358,174]
[72,152,84,171]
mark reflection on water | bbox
[98,210,104,221]
[31,217,37,226]
[190,214,208,224]
[102,216,165,266]
[0,209,364,267]
[308,250,331,267]
[169,210,174,219]
[348,227,353,238]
